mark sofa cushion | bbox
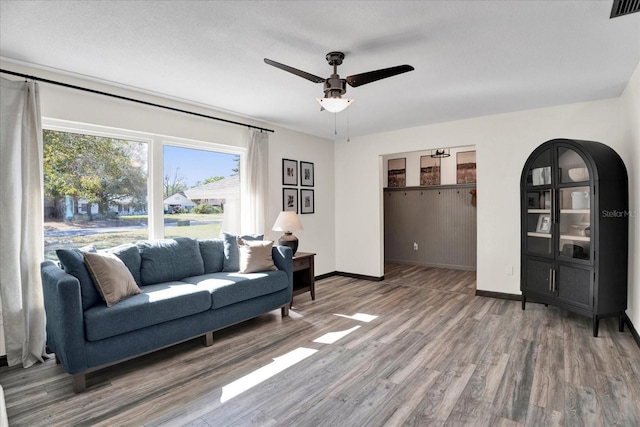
[182,270,289,309]
[104,243,142,287]
[238,238,277,274]
[199,239,224,273]
[56,246,100,310]
[83,251,141,307]
[222,233,263,272]
[83,281,211,341]
[137,238,205,285]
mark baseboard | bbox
[384,259,476,272]
[0,355,7,367]
[475,290,521,301]
[315,271,337,281]
[336,271,384,281]
[624,313,640,348]
[315,271,384,282]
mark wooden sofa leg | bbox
[281,305,289,317]
[73,373,86,393]
[204,331,214,347]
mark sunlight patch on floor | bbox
[334,313,379,323]
[313,325,361,344]
[220,347,317,403]
[220,314,378,402]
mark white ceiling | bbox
[1,1,639,140]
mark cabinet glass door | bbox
[525,149,552,187]
[558,185,591,260]
[526,189,552,256]
[558,147,590,185]
[557,148,591,261]
[525,149,552,256]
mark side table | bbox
[291,252,316,307]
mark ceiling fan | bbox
[264,51,414,113]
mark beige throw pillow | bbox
[237,238,278,274]
[83,251,141,307]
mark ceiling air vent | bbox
[610,0,640,18]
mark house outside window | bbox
[162,145,240,239]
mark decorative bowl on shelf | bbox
[568,167,588,182]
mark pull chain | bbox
[347,108,350,142]
[334,112,337,135]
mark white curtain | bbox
[242,129,269,234]
[0,77,47,368]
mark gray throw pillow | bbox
[199,239,225,273]
[56,246,100,310]
[137,238,205,285]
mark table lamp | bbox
[272,211,303,255]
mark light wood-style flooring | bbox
[1,264,639,426]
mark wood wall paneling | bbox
[384,186,477,270]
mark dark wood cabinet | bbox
[520,138,628,337]
[291,252,315,307]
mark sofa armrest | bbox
[41,261,88,374]
[272,246,293,297]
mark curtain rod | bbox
[0,68,275,133]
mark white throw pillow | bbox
[237,238,278,274]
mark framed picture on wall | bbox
[388,158,406,187]
[456,151,476,184]
[283,188,298,213]
[300,189,314,214]
[282,159,298,186]
[300,161,314,187]
[420,155,441,186]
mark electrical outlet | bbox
[505,265,513,276]
[413,242,418,251]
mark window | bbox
[163,145,240,238]
[43,129,148,260]
[42,122,244,260]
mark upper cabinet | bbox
[520,138,628,337]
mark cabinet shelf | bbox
[528,209,551,214]
[560,234,590,242]
[527,232,552,238]
[560,209,590,214]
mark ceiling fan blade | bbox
[346,64,414,87]
[264,58,325,83]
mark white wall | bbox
[620,62,640,330]
[265,127,335,276]
[335,96,632,300]
[0,61,336,276]
[382,146,476,187]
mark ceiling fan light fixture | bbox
[316,97,353,113]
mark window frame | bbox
[42,118,245,242]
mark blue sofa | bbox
[40,236,293,392]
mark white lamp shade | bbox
[316,97,354,113]
[272,211,303,232]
